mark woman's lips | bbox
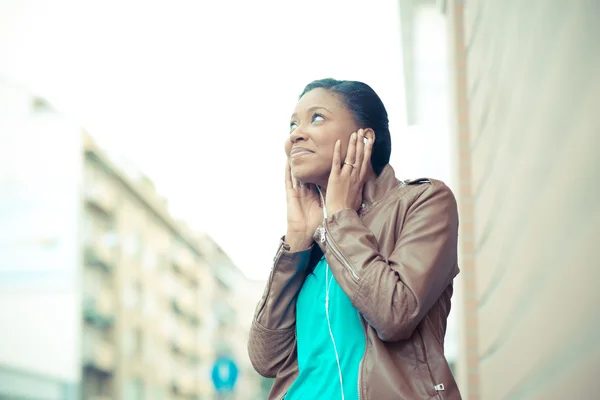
[290,148,313,158]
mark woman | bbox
[248,78,461,400]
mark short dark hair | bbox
[300,78,391,175]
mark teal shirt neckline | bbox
[285,258,366,400]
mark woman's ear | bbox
[363,128,376,144]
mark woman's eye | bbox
[290,122,298,131]
[312,114,325,123]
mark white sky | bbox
[0,0,410,280]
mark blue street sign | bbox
[211,356,239,392]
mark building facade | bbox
[446,1,600,399]
[0,79,267,400]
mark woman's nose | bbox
[289,127,307,143]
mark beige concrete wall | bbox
[450,1,600,399]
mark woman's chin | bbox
[291,172,313,184]
[292,167,327,186]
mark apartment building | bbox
[81,133,218,399]
[0,79,265,400]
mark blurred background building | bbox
[0,79,268,400]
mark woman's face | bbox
[285,88,359,186]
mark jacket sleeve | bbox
[319,181,459,342]
[247,238,312,377]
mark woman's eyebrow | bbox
[290,106,332,120]
[308,106,331,114]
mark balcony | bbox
[171,287,199,324]
[168,321,197,358]
[83,237,115,272]
[82,332,116,373]
[83,287,115,327]
[84,179,117,217]
[171,361,196,397]
[170,245,196,282]
[213,266,235,291]
[179,371,195,396]
[180,288,196,315]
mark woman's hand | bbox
[285,159,323,252]
[326,129,373,214]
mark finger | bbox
[354,129,365,176]
[360,136,374,180]
[344,132,357,167]
[331,139,342,173]
[285,159,293,189]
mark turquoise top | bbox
[285,257,366,400]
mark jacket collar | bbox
[362,164,401,206]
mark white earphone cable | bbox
[325,265,345,400]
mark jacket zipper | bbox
[316,186,362,280]
[320,181,406,281]
[322,222,360,281]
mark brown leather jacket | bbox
[248,165,461,399]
